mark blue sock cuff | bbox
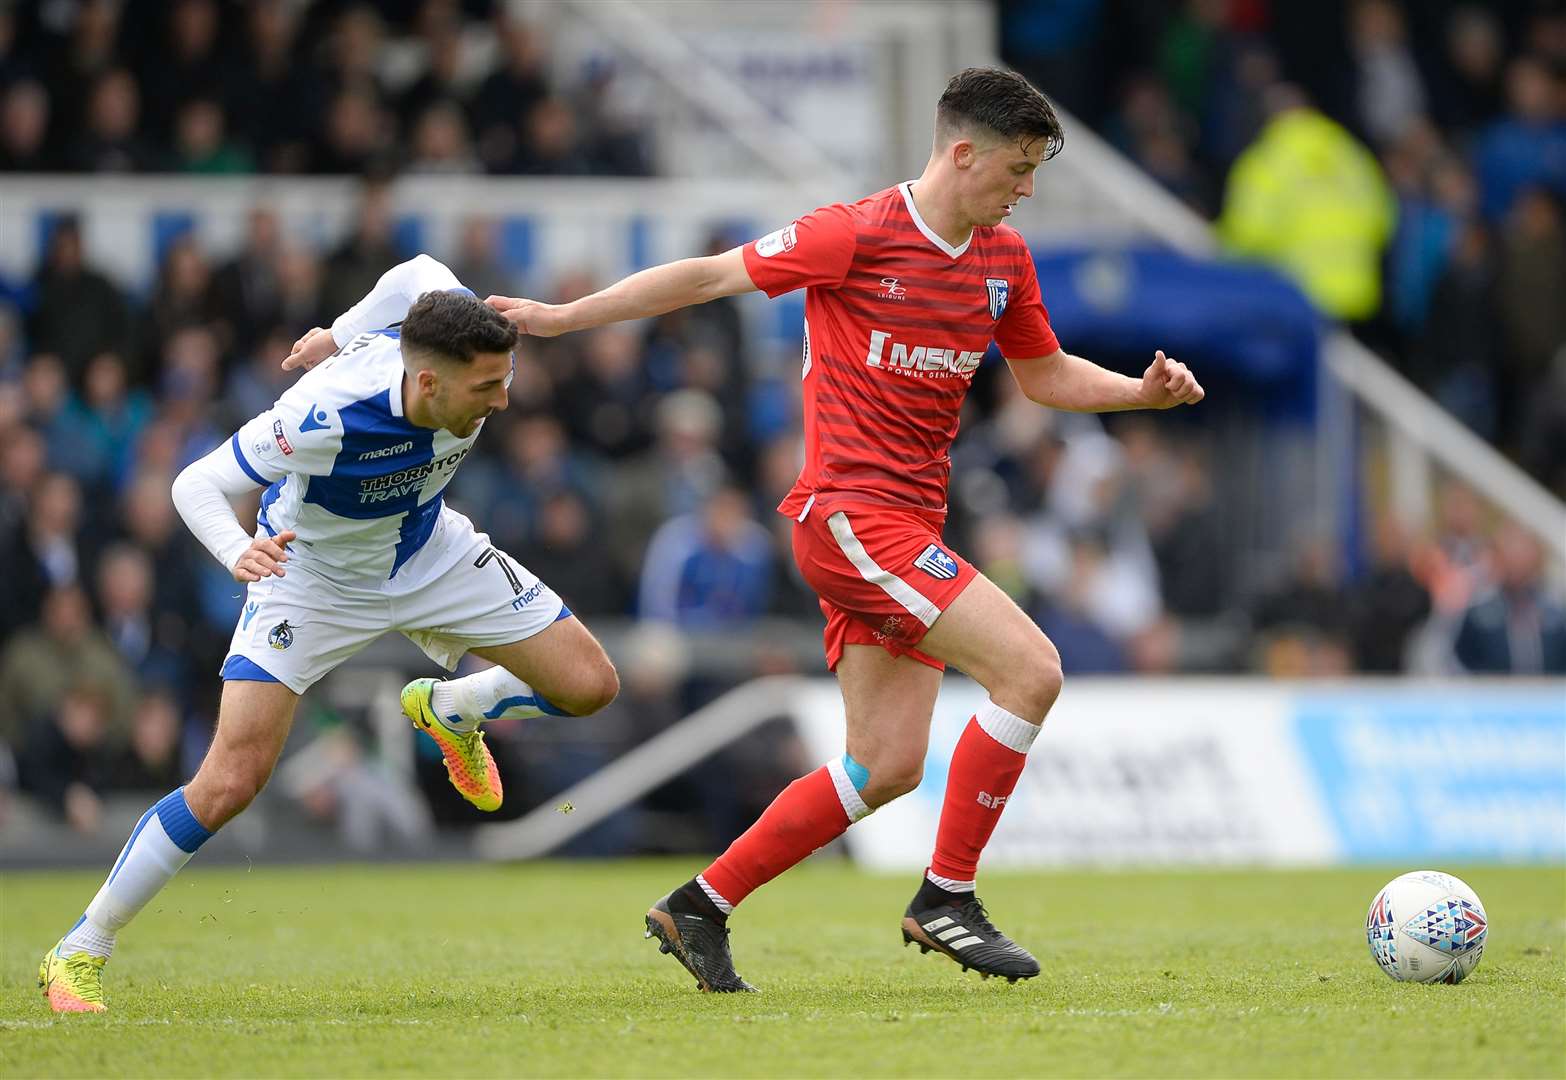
[534,693,571,717]
[841,753,870,791]
[155,788,213,853]
[482,692,573,719]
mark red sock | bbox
[700,761,869,910]
[928,700,1041,887]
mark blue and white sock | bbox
[429,666,570,733]
[60,788,213,960]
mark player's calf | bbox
[433,648,618,732]
[40,680,296,1012]
[903,697,1044,984]
[408,645,617,811]
[40,787,214,1013]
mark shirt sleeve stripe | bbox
[230,433,269,487]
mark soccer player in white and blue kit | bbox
[39,255,619,1013]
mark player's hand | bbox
[282,327,337,372]
[1140,350,1204,409]
[233,530,296,582]
[485,295,566,337]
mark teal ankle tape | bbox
[841,753,870,791]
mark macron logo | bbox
[359,441,414,461]
[510,582,547,612]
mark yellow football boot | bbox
[402,678,503,811]
[39,941,108,1013]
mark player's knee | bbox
[218,767,269,824]
[860,757,923,808]
[558,657,619,716]
[1034,640,1065,713]
[190,762,268,829]
[590,658,621,712]
[1002,638,1063,723]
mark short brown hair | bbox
[935,67,1064,161]
[400,290,518,365]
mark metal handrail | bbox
[1028,102,1566,564]
[474,675,807,860]
[1323,334,1566,563]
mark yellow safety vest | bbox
[1218,109,1397,321]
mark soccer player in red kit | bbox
[489,68,1204,991]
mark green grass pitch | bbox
[2,859,1562,1077]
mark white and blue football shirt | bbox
[229,329,484,580]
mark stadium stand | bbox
[1,0,1561,857]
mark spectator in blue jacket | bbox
[1454,524,1566,674]
[638,486,774,628]
[1473,56,1566,222]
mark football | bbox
[1366,870,1489,984]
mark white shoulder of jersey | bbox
[232,335,405,484]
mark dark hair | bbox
[400,289,518,364]
[935,67,1064,161]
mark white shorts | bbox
[222,506,568,694]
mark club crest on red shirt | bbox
[986,277,1010,320]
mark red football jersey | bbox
[743,182,1059,521]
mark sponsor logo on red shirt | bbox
[864,330,985,377]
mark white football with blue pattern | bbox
[1365,870,1488,984]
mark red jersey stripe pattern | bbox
[743,183,1059,520]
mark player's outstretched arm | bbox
[282,254,466,371]
[171,442,294,582]
[487,247,759,337]
[1007,348,1203,413]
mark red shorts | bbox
[790,500,978,672]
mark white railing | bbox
[537,0,1566,566]
[473,674,1566,863]
[474,675,807,860]
[1323,335,1566,563]
[1022,104,1566,570]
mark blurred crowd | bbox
[1,0,1563,842]
[1003,0,1566,494]
[0,0,651,178]
[3,198,1561,838]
